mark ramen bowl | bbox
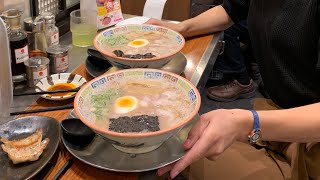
[93,24,185,69]
[74,69,200,154]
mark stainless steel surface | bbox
[63,110,199,172]
[190,31,224,93]
[86,52,188,77]
[0,116,60,180]
[160,52,188,75]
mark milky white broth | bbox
[105,31,181,57]
[89,80,194,132]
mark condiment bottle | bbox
[3,9,29,84]
[41,12,59,47]
[30,17,48,57]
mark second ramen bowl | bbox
[74,68,200,154]
[93,24,185,69]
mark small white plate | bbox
[35,73,87,101]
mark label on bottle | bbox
[51,33,59,46]
[32,67,48,85]
[55,55,69,72]
[14,45,29,64]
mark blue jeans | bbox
[213,20,253,76]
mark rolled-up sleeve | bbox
[222,0,250,23]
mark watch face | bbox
[252,133,261,140]
[249,131,261,144]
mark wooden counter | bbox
[19,32,222,180]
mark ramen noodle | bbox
[105,31,181,58]
[88,79,194,132]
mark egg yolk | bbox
[117,97,135,107]
[114,96,138,114]
[130,40,145,46]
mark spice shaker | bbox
[46,45,70,73]
[41,12,59,47]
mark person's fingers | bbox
[157,163,175,176]
[183,115,210,149]
[144,18,161,25]
[170,129,214,178]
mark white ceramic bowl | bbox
[74,69,201,154]
[93,24,185,69]
[35,73,87,101]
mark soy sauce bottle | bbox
[4,9,29,83]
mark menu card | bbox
[96,0,124,29]
[81,0,124,29]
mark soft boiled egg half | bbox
[114,96,138,114]
[127,39,149,48]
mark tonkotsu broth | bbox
[90,80,194,132]
[105,31,181,57]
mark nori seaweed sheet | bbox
[109,115,160,133]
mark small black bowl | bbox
[61,118,95,147]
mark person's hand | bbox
[144,18,184,36]
[157,109,252,179]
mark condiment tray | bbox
[62,110,199,172]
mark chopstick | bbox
[35,160,54,180]
[52,159,73,180]
[13,88,80,96]
[10,104,74,115]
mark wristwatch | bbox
[248,110,262,144]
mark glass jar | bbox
[30,17,48,57]
[41,12,59,47]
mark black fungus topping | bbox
[109,115,160,133]
[113,50,156,59]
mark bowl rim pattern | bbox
[93,24,185,62]
[74,68,201,138]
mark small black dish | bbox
[61,118,95,147]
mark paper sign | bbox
[96,0,124,29]
[143,0,168,19]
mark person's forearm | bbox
[236,103,320,142]
[178,5,233,37]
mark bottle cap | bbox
[33,17,45,32]
[40,12,56,24]
[23,17,36,31]
[46,44,71,55]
